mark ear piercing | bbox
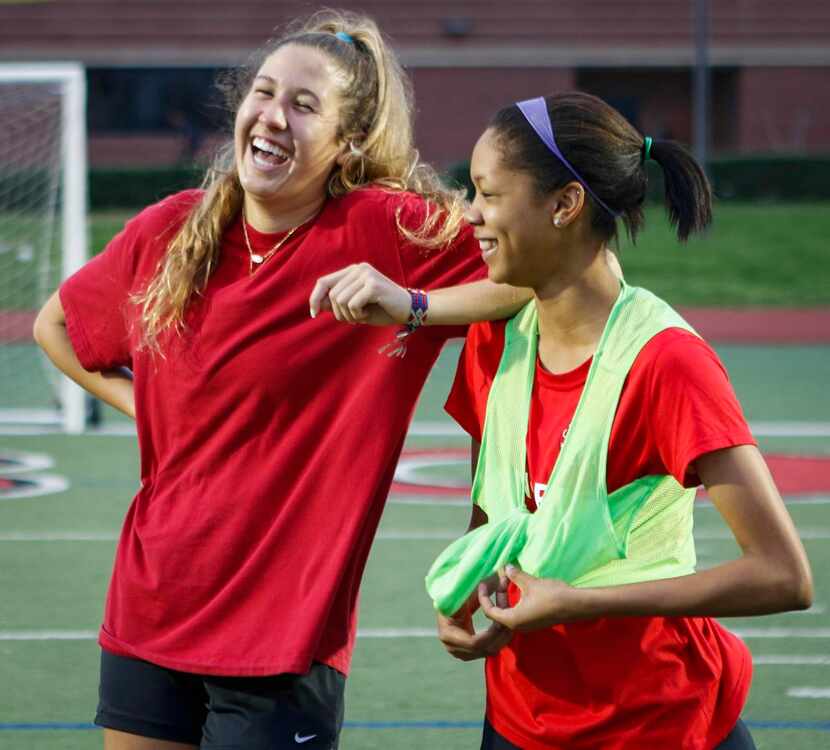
[554,217,563,227]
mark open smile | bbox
[477,237,498,261]
[250,136,292,171]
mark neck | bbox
[243,193,326,233]
[533,243,621,373]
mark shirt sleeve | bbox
[59,190,199,372]
[392,193,487,341]
[641,330,756,487]
[59,222,137,372]
[444,320,507,442]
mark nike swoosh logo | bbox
[294,733,318,744]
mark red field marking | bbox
[678,308,830,344]
[1,308,830,344]
[754,454,830,496]
[0,310,37,342]
[392,449,830,499]
[391,448,469,496]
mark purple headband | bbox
[515,97,619,218]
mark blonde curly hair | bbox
[134,9,467,351]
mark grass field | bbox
[1,339,829,749]
[1,201,828,314]
[84,202,830,307]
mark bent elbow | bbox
[790,570,814,611]
[778,561,814,612]
[32,307,48,348]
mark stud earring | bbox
[554,217,562,227]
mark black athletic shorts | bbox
[95,649,345,749]
[481,717,758,749]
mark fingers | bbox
[438,622,509,661]
[436,606,510,662]
[309,264,410,325]
[309,265,372,323]
[309,268,351,318]
[504,564,532,591]
[478,584,514,630]
[472,621,513,656]
[437,613,481,662]
[328,277,369,324]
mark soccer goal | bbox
[0,63,88,434]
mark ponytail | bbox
[648,139,712,242]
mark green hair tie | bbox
[643,136,653,162]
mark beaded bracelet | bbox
[378,288,429,358]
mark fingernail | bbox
[309,309,316,318]
[505,564,516,575]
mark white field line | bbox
[755,655,830,665]
[0,409,61,426]
[389,496,469,506]
[0,530,463,542]
[731,627,830,638]
[395,457,469,488]
[405,421,830,439]
[787,687,830,698]
[695,528,830,540]
[0,451,54,473]
[0,531,118,541]
[2,529,829,544]
[0,630,97,640]
[751,422,830,437]
[698,494,830,507]
[4,628,830,642]
[376,531,458,540]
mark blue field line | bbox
[1,719,829,732]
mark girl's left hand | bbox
[478,565,583,631]
[309,263,411,325]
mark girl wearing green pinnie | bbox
[426,93,813,750]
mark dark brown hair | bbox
[489,91,712,243]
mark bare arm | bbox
[436,440,512,661]
[479,445,813,631]
[308,264,530,326]
[33,291,135,419]
[308,249,621,326]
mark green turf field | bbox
[1,201,827,319]
[48,202,830,307]
[0,340,828,749]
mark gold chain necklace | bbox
[241,210,302,275]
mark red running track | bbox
[2,308,830,344]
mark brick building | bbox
[2,0,829,167]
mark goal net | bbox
[0,64,88,433]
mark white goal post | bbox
[0,63,88,433]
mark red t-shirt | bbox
[60,187,485,677]
[445,319,756,750]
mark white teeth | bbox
[252,136,289,159]
[479,239,497,252]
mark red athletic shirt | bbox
[60,187,485,677]
[445,319,756,750]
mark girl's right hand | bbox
[436,573,512,661]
